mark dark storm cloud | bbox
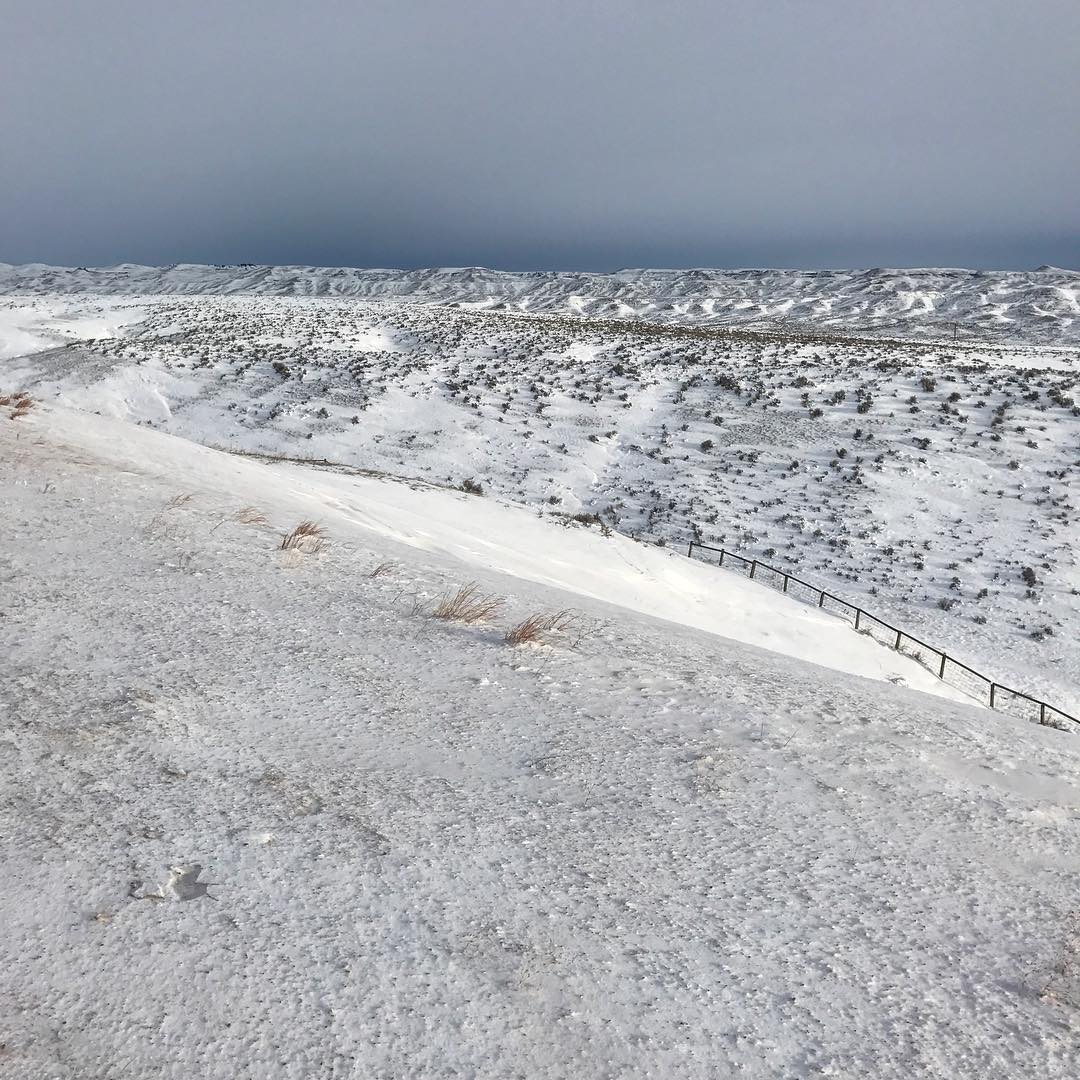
[2,0,1078,269]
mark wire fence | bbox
[686,541,1078,732]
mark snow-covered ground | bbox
[3,290,1077,715]
[4,402,1080,1078]
[2,261,1079,343]
[3,267,1080,1076]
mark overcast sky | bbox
[2,0,1077,271]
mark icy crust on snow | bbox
[2,407,1080,1079]
[2,260,1080,342]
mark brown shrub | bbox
[234,506,269,526]
[431,582,504,624]
[2,392,34,419]
[280,520,326,553]
[504,610,577,646]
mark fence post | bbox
[749,560,757,580]
[1040,702,1047,725]
[818,591,826,608]
[718,550,725,567]
[989,683,996,708]
[687,540,694,558]
[938,653,947,679]
[854,609,861,630]
[782,574,789,593]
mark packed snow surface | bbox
[3,403,1080,1078]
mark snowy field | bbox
[3,402,1080,1078]
[3,283,1077,715]
[2,267,1080,1077]
[2,262,1079,344]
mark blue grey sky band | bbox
[2,0,1077,270]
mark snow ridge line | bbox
[686,541,1079,731]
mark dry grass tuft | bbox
[280,520,327,553]
[369,561,396,578]
[431,582,504,624]
[1035,910,1080,1006]
[1,392,35,419]
[504,610,577,646]
[234,506,269,526]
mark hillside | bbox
[4,292,1078,716]
[3,403,1079,1078]
[2,260,1079,343]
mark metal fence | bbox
[686,541,1078,732]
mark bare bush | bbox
[504,610,577,646]
[234,506,269,526]
[431,582,504,624]
[1031,911,1080,1007]
[1,392,35,419]
[280,520,327,553]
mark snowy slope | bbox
[2,260,1079,342]
[4,404,1080,1079]
[4,293,1077,717]
[8,405,973,700]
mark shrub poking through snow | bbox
[1,392,35,419]
[369,561,395,578]
[431,582,504,623]
[234,506,269,526]
[504,610,576,646]
[280,520,326,553]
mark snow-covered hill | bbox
[4,293,1077,716]
[2,260,1079,343]
[3,403,1079,1078]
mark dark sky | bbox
[3,0,1078,271]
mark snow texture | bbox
[3,268,1080,1078]
[2,403,1080,1079]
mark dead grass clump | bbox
[504,610,577,646]
[369,561,395,578]
[234,506,269,526]
[1,392,34,419]
[431,582,504,624]
[1031,910,1080,1007]
[280,520,326,553]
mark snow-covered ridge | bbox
[2,261,1079,343]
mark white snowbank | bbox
[38,405,971,701]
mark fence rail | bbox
[686,541,1078,732]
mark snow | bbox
[0,296,145,358]
[1,260,1079,343]
[19,406,973,700]
[3,402,1080,1077]
[4,292,1076,715]
[3,263,1080,1076]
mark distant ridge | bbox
[2,262,1078,343]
